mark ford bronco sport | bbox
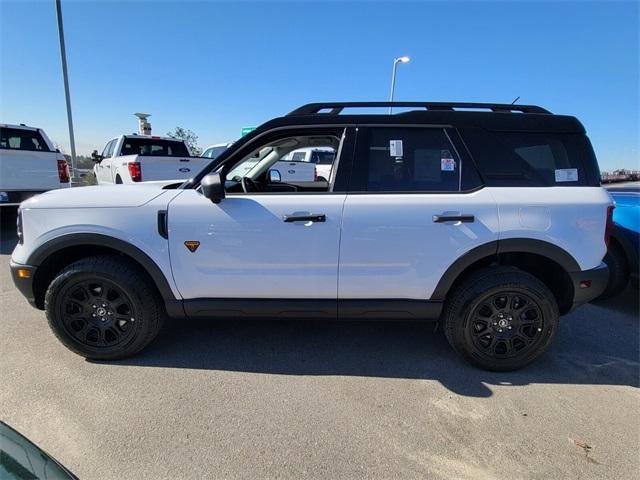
[10,102,612,371]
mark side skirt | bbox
[175,299,443,321]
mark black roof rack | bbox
[288,102,551,116]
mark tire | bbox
[115,175,123,184]
[44,255,165,360]
[597,243,629,300]
[443,266,559,371]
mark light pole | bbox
[389,56,410,114]
[55,0,77,180]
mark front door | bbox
[166,126,354,318]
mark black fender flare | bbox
[430,238,580,301]
[28,233,177,303]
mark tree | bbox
[166,127,202,156]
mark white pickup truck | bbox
[0,124,70,207]
[92,135,208,184]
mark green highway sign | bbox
[241,127,256,137]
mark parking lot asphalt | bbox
[1,214,638,480]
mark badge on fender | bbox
[184,241,200,252]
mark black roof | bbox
[253,101,585,135]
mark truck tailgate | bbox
[127,155,209,181]
[0,149,63,191]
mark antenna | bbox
[134,113,151,135]
[511,96,520,105]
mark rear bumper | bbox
[9,261,38,308]
[569,262,609,310]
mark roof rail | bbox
[287,102,551,116]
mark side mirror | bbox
[201,173,225,204]
[268,169,281,183]
[91,150,103,163]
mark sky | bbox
[1,0,638,171]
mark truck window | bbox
[0,127,50,152]
[311,150,335,165]
[120,138,190,157]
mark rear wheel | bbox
[45,255,164,359]
[115,175,123,184]
[444,267,559,371]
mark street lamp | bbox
[389,56,410,114]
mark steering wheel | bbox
[241,176,262,193]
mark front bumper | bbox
[569,262,609,310]
[10,261,38,308]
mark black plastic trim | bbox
[338,299,442,320]
[9,261,37,307]
[183,298,443,321]
[26,233,179,304]
[430,239,581,301]
[431,242,499,300]
[498,238,580,272]
[568,262,609,309]
[157,210,168,239]
[184,299,337,319]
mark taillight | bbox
[605,205,615,247]
[128,162,142,182]
[57,159,70,183]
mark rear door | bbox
[338,126,499,315]
[0,127,61,191]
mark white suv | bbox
[10,102,612,371]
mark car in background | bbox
[202,142,234,160]
[0,421,76,479]
[92,135,208,184]
[0,124,70,208]
[280,147,336,181]
[598,185,639,298]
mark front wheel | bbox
[45,255,165,360]
[443,267,559,371]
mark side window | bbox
[0,128,50,152]
[352,127,460,192]
[202,148,213,158]
[460,129,597,186]
[220,128,348,193]
[102,140,114,158]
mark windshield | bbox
[120,138,190,157]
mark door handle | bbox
[433,214,475,223]
[283,214,326,223]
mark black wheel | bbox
[597,243,629,300]
[45,255,165,360]
[443,267,559,371]
[115,175,123,184]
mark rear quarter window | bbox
[0,127,50,152]
[460,129,600,187]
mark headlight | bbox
[16,208,23,245]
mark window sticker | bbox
[441,149,456,171]
[389,139,403,157]
[555,168,578,182]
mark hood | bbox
[20,184,171,209]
